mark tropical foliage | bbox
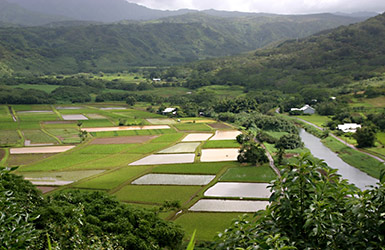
[215,154,385,249]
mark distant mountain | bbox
[0,12,368,75]
[184,13,385,91]
[0,0,70,26]
[6,0,195,22]
[5,0,375,24]
[334,12,379,19]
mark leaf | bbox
[47,233,52,250]
[186,230,196,250]
[380,167,385,184]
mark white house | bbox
[290,104,315,114]
[337,123,361,133]
[152,78,161,82]
[162,108,176,115]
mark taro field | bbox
[0,103,277,242]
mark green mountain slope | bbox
[0,0,70,26]
[183,12,385,91]
[0,13,366,75]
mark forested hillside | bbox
[181,12,385,91]
[0,13,365,75]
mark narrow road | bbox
[255,138,281,177]
[295,117,384,163]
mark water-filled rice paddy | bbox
[61,114,89,120]
[182,133,213,142]
[131,174,216,185]
[129,154,196,165]
[200,148,239,162]
[210,130,242,140]
[204,182,271,198]
[10,145,75,154]
[147,118,176,124]
[21,170,104,186]
[189,199,269,212]
[158,143,200,154]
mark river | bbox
[299,129,378,190]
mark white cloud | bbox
[128,0,385,14]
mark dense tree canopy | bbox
[0,168,184,250]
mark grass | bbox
[113,185,201,204]
[219,164,276,183]
[264,131,289,140]
[175,212,248,241]
[377,132,385,145]
[322,137,383,179]
[10,84,61,93]
[22,130,58,144]
[0,130,21,146]
[294,114,331,127]
[174,123,212,132]
[202,140,239,148]
[75,166,151,190]
[152,162,238,174]
[198,85,245,97]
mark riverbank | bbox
[291,117,383,179]
[299,129,378,189]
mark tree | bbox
[215,154,385,249]
[353,126,376,148]
[126,96,136,106]
[238,140,268,165]
[275,134,302,149]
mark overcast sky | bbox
[127,0,385,14]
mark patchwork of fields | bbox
[0,104,277,241]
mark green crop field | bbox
[7,154,56,166]
[90,129,177,137]
[0,130,21,146]
[22,130,58,144]
[45,128,81,144]
[80,119,114,127]
[19,152,109,172]
[150,133,184,143]
[76,144,137,154]
[75,166,151,190]
[202,140,239,148]
[175,212,248,241]
[377,132,385,145]
[113,185,201,204]
[219,164,276,182]
[66,153,143,170]
[174,123,212,132]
